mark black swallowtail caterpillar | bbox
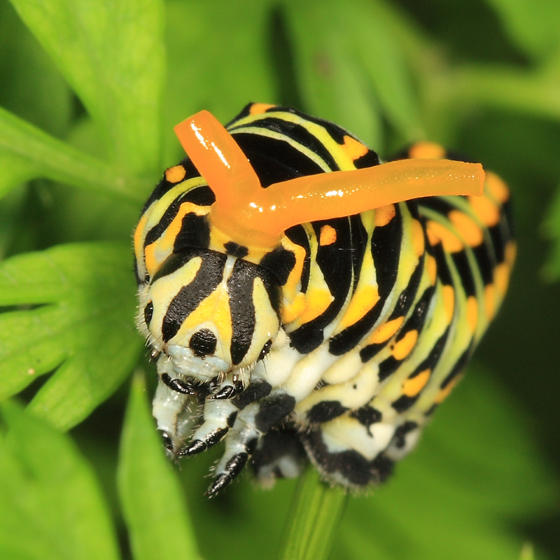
[134,103,515,497]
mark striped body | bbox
[134,104,515,492]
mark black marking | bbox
[388,256,425,319]
[227,259,278,365]
[350,406,382,428]
[189,328,217,357]
[378,357,400,382]
[233,117,340,172]
[392,421,418,450]
[143,301,153,326]
[232,132,325,187]
[285,226,310,292]
[472,242,496,285]
[227,411,238,427]
[224,241,249,258]
[232,381,272,409]
[391,393,419,413]
[451,250,476,297]
[255,394,296,432]
[159,430,173,451]
[307,400,348,423]
[251,429,306,479]
[144,194,185,247]
[173,213,210,252]
[161,251,226,342]
[260,247,296,286]
[488,222,506,263]
[353,150,380,169]
[371,204,403,301]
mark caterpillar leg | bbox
[207,390,296,496]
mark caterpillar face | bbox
[138,247,281,381]
[134,103,514,497]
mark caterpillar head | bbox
[138,247,280,381]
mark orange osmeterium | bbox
[174,110,485,250]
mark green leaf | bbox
[0,107,144,203]
[0,400,119,560]
[284,0,421,148]
[163,0,277,161]
[0,242,142,429]
[118,373,200,560]
[280,468,348,560]
[0,2,72,137]
[484,0,560,60]
[542,185,560,281]
[10,0,165,175]
[0,153,36,200]
[283,1,383,148]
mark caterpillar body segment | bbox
[134,103,514,494]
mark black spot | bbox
[255,394,296,432]
[224,241,249,258]
[189,328,217,357]
[350,406,381,427]
[307,401,348,423]
[143,301,153,325]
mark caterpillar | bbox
[133,103,515,497]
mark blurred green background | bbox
[1,0,560,559]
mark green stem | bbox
[279,468,349,560]
[0,106,144,203]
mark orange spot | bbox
[449,210,483,247]
[442,285,455,322]
[426,220,463,253]
[409,142,446,160]
[375,205,396,227]
[426,255,437,284]
[319,224,337,246]
[165,165,186,183]
[435,375,461,404]
[338,286,379,329]
[505,242,517,266]
[410,219,425,256]
[368,317,404,344]
[468,194,500,227]
[342,134,369,161]
[484,284,496,320]
[466,296,478,333]
[495,263,511,296]
[402,369,431,397]
[392,330,418,360]
[299,289,333,323]
[249,103,275,114]
[486,171,509,203]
